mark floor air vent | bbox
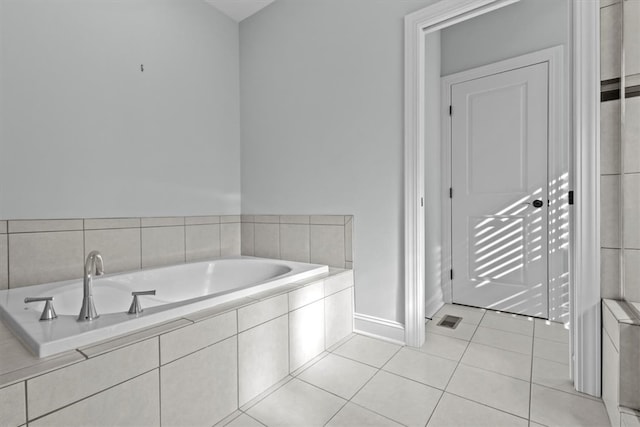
[437,315,462,329]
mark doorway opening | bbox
[404,0,601,397]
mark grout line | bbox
[236,309,240,413]
[6,233,10,289]
[139,226,144,269]
[24,380,28,425]
[528,320,536,425]
[158,338,162,427]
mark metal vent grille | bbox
[437,315,462,329]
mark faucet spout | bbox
[78,251,104,322]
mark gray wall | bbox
[240,0,435,324]
[441,0,570,76]
[0,0,241,219]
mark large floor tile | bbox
[426,319,478,341]
[446,364,530,418]
[530,384,610,427]
[534,338,570,365]
[326,403,403,427]
[332,335,401,368]
[432,304,486,325]
[531,357,590,399]
[471,326,532,355]
[418,333,469,361]
[352,370,442,427]
[479,311,534,336]
[427,392,528,427]
[459,342,531,381]
[534,319,570,344]
[247,379,345,427]
[297,353,377,399]
[383,347,457,390]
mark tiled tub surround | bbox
[0,257,328,357]
[0,215,354,291]
[0,269,354,427]
[241,215,353,269]
[0,216,243,290]
[602,299,640,427]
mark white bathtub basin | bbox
[0,256,328,357]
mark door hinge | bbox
[449,105,453,116]
[568,190,574,205]
[421,197,424,207]
[450,269,454,280]
[449,188,453,199]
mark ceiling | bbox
[204,0,275,22]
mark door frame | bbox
[403,0,601,397]
[441,46,565,319]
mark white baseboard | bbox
[353,312,405,345]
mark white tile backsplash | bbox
[8,219,83,233]
[9,231,84,288]
[601,3,622,81]
[601,100,621,175]
[624,0,640,77]
[625,249,640,301]
[254,223,280,259]
[141,226,185,268]
[221,222,241,256]
[0,235,7,290]
[601,175,621,248]
[280,224,310,263]
[601,248,622,299]
[624,97,640,173]
[84,228,141,273]
[185,224,221,262]
[83,217,141,230]
[624,174,640,249]
[310,225,345,268]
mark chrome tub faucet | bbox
[78,251,104,322]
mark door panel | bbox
[451,62,549,318]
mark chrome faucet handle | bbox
[128,290,156,315]
[24,297,57,321]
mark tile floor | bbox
[216,304,611,427]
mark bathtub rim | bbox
[0,256,330,358]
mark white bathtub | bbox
[0,256,328,357]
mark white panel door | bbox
[451,62,548,318]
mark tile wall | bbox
[600,0,640,300]
[0,216,242,290]
[0,214,354,291]
[241,215,353,269]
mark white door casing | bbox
[450,62,549,317]
[404,0,599,397]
